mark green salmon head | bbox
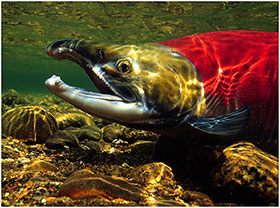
[45,40,204,128]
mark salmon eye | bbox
[117,59,131,73]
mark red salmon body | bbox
[158,31,278,145]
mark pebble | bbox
[84,140,102,154]
[25,160,58,172]
[45,196,74,206]
[132,162,186,206]
[121,124,159,142]
[71,125,102,141]
[133,162,174,186]
[182,190,214,206]
[211,141,278,204]
[2,91,278,206]
[140,198,188,206]
[102,124,123,142]
[2,162,13,170]
[131,140,156,154]
[45,130,80,149]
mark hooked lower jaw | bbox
[46,39,135,102]
[45,39,153,122]
[45,40,151,123]
[45,75,151,122]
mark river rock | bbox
[133,162,175,186]
[2,103,12,114]
[182,190,214,206]
[2,89,28,106]
[58,169,142,202]
[54,111,95,130]
[45,130,80,149]
[71,125,102,141]
[130,140,156,155]
[133,162,184,204]
[102,124,123,142]
[25,160,58,172]
[84,140,102,154]
[121,124,159,142]
[211,141,278,205]
[2,106,58,143]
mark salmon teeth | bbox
[92,66,120,98]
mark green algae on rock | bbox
[45,130,80,149]
[2,89,28,106]
[54,111,96,130]
[102,123,159,144]
[71,125,102,141]
[2,105,58,143]
[102,124,123,143]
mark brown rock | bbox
[26,160,58,172]
[63,169,95,183]
[102,124,122,142]
[59,169,142,202]
[182,190,214,206]
[134,162,174,186]
[45,130,80,149]
[132,162,185,205]
[212,141,278,204]
[140,197,188,206]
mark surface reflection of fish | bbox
[45,31,278,153]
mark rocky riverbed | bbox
[2,89,279,206]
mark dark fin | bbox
[187,106,250,135]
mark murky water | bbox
[2,2,278,95]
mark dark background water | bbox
[2,2,278,95]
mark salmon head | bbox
[45,40,204,128]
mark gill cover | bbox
[45,39,250,135]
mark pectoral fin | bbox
[187,106,250,135]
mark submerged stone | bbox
[2,89,28,106]
[182,190,214,206]
[84,140,102,154]
[130,140,156,154]
[102,124,123,143]
[2,103,12,114]
[132,162,186,206]
[2,106,58,143]
[54,111,95,130]
[59,169,142,202]
[26,160,58,172]
[211,141,278,204]
[73,125,102,141]
[134,162,175,186]
[121,124,159,142]
[45,130,80,149]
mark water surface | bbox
[2,2,278,95]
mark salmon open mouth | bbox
[45,40,136,103]
[45,39,150,123]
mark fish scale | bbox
[158,31,278,143]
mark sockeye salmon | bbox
[45,31,278,153]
